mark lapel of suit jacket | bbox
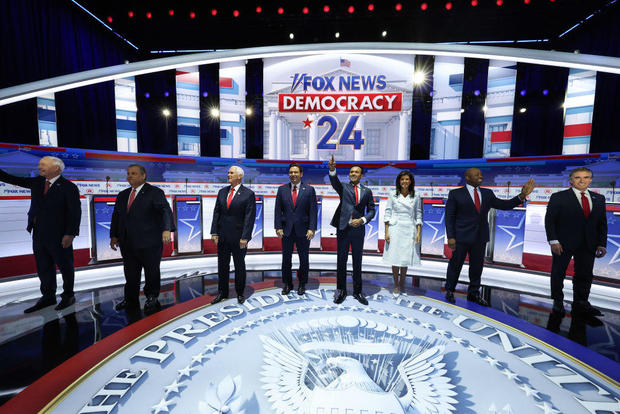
[587,190,601,217]
[230,184,243,208]
[566,188,585,216]
[293,182,305,210]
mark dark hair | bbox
[395,170,415,197]
[289,163,303,173]
[128,164,147,178]
[569,166,593,178]
[350,164,364,174]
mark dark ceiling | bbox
[73,0,615,53]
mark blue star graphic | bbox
[179,206,202,242]
[424,211,446,245]
[605,234,620,265]
[497,212,525,252]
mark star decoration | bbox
[177,365,196,380]
[164,380,183,396]
[451,336,466,345]
[203,342,219,353]
[302,117,313,128]
[245,319,259,327]
[519,383,541,399]
[218,333,233,343]
[152,397,173,413]
[536,402,561,414]
[483,355,501,367]
[231,326,245,335]
[435,329,447,336]
[404,317,416,324]
[191,353,207,365]
[501,368,520,381]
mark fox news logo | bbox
[291,73,387,92]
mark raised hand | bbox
[328,154,336,172]
[520,179,535,197]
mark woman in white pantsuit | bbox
[383,171,422,294]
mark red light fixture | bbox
[233,10,239,17]
[107,16,113,23]
[524,0,531,3]
[323,5,330,12]
[211,9,217,16]
[496,0,503,5]
[256,6,262,13]
[421,3,428,10]
[368,4,375,11]
[302,7,308,14]
[348,6,355,13]
[189,11,196,18]
[168,9,174,16]
[471,0,478,6]
[128,11,134,18]
[395,3,402,11]
[445,2,453,10]
[146,11,152,19]
[278,7,285,14]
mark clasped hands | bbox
[550,242,606,258]
[276,229,315,240]
[109,230,172,251]
[211,235,248,249]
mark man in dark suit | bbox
[328,155,376,305]
[210,165,257,305]
[444,168,534,305]
[110,164,174,315]
[275,163,318,296]
[545,167,607,317]
[0,156,81,313]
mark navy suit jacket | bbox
[545,188,607,252]
[110,183,175,249]
[274,182,318,237]
[0,169,81,240]
[210,184,256,241]
[445,186,522,245]
[329,173,376,230]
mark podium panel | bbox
[90,195,122,262]
[593,204,620,281]
[174,195,203,254]
[310,196,322,249]
[248,195,264,250]
[364,197,381,251]
[492,207,526,265]
[421,198,446,256]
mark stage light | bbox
[202,91,208,97]
[302,7,309,14]
[483,105,488,111]
[323,5,330,13]
[395,3,403,11]
[496,0,503,6]
[348,6,355,13]
[474,90,480,96]
[289,33,294,39]
[189,11,196,19]
[128,11,134,18]
[146,11,152,19]
[542,89,549,95]
[421,3,428,11]
[524,0,531,3]
[107,16,113,23]
[211,9,217,16]
[162,109,171,117]
[278,7,285,14]
[519,107,527,113]
[335,32,340,38]
[256,6,262,13]
[368,4,375,11]
[145,92,150,98]
[461,108,465,113]
[210,108,220,118]
[413,71,426,85]
[471,0,478,6]
[164,91,170,97]
[168,9,174,16]
[246,108,253,116]
[381,30,387,37]
[520,90,526,96]
[445,2,453,11]
[233,10,240,17]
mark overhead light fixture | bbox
[246,108,253,116]
[519,107,527,113]
[335,32,340,39]
[210,108,220,118]
[162,109,171,116]
[381,30,387,37]
[289,33,295,39]
[413,71,426,85]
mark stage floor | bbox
[1,270,619,412]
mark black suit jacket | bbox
[0,169,81,240]
[110,183,175,249]
[545,188,607,252]
[445,186,522,245]
[274,182,318,238]
[329,173,375,230]
[211,184,256,241]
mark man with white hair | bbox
[0,156,81,312]
[210,165,256,304]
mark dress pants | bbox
[336,226,365,294]
[281,234,310,287]
[217,234,247,297]
[32,230,75,300]
[550,243,595,305]
[120,244,163,305]
[445,233,486,296]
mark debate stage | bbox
[1,257,619,413]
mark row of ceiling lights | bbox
[107,0,559,22]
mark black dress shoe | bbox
[581,303,603,317]
[211,293,228,304]
[353,292,369,306]
[333,290,347,304]
[144,297,161,314]
[237,295,245,304]
[445,291,456,304]
[54,296,76,311]
[115,299,139,311]
[552,300,566,317]
[297,284,306,295]
[24,298,56,314]
[467,295,489,307]
[281,285,293,295]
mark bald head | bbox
[465,168,483,187]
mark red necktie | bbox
[354,185,359,205]
[581,191,590,219]
[292,185,297,206]
[474,187,481,213]
[227,187,235,209]
[44,180,50,195]
[127,188,136,211]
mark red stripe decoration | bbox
[391,162,418,168]
[490,130,512,143]
[176,196,200,201]
[607,205,620,211]
[255,159,323,164]
[0,143,66,152]
[423,199,445,204]
[84,152,196,164]
[486,154,600,162]
[93,197,117,202]
[563,123,592,138]
[219,77,233,88]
